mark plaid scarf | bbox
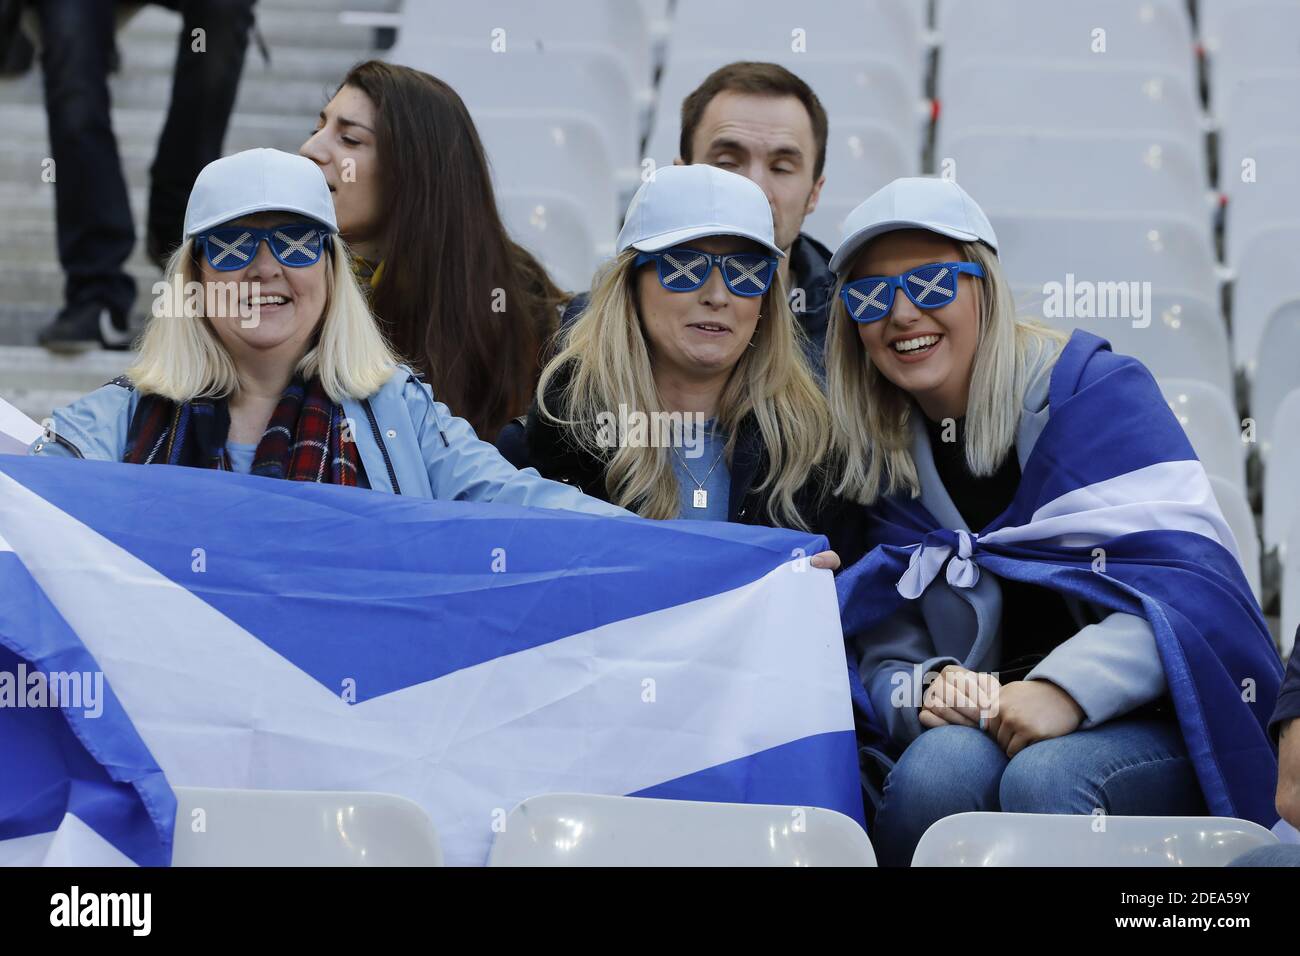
[123,376,369,487]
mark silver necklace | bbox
[671,444,727,509]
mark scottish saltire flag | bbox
[837,330,1283,826]
[0,453,861,866]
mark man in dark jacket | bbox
[562,61,837,380]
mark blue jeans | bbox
[872,717,1206,867]
[1228,844,1300,866]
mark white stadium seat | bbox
[1230,225,1300,376]
[664,0,928,91]
[649,52,925,166]
[1223,136,1300,267]
[945,131,1211,238]
[171,788,443,866]
[476,112,620,250]
[1252,300,1300,459]
[497,191,603,294]
[1209,475,1263,602]
[802,198,858,249]
[389,0,654,106]
[994,212,1219,305]
[1203,0,1300,105]
[1285,520,1300,658]
[937,0,1196,88]
[487,793,876,866]
[1012,290,1233,401]
[1215,71,1300,177]
[911,811,1278,866]
[645,116,914,210]
[1159,378,1248,493]
[936,64,1205,166]
[388,47,641,175]
[1263,388,1300,553]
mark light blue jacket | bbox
[29,366,631,517]
[853,338,1168,750]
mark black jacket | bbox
[496,369,867,564]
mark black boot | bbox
[37,302,133,353]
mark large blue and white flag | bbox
[0,454,861,866]
[837,330,1283,826]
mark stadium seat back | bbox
[487,793,876,866]
[1224,136,1300,267]
[649,51,923,168]
[1204,1,1300,105]
[665,0,927,86]
[1263,388,1300,552]
[1208,474,1263,602]
[1216,70,1300,172]
[1158,378,1247,493]
[945,131,1209,234]
[476,112,619,247]
[171,787,443,866]
[936,64,1203,161]
[1013,290,1232,401]
[937,0,1196,86]
[994,212,1219,305]
[1230,224,1300,375]
[1284,520,1300,658]
[497,192,602,294]
[911,812,1278,866]
[1253,300,1300,459]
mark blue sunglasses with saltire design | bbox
[635,246,778,297]
[840,261,985,323]
[197,223,330,272]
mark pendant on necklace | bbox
[693,488,708,509]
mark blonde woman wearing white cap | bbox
[825,177,1274,865]
[497,164,857,559]
[28,148,626,515]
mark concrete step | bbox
[119,41,371,86]
[0,128,312,186]
[0,68,340,120]
[126,5,379,50]
[0,260,162,328]
[0,346,136,422]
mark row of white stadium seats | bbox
[167,786,1284,867]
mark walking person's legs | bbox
[146,0,256,266]
[35,0,136,351]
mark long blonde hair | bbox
[128,235,398,403]
[826,239,1067,505]
[536,249,831,529]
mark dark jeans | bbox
[36,0,256,317]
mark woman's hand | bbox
[810,550,840,571]
[984,679,1084,757]
[919,665,1000,729]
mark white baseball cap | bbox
[616,164,784,258]
[829,176,998,275]
[183,148,339,239]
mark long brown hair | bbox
[340,60,567,439]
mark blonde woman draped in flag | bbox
[824,177,1281,867]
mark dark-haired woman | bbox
[300,60,567,441]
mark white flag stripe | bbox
[0,814,136,867]
[984,459,1239,559]
[0,471,851,865]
